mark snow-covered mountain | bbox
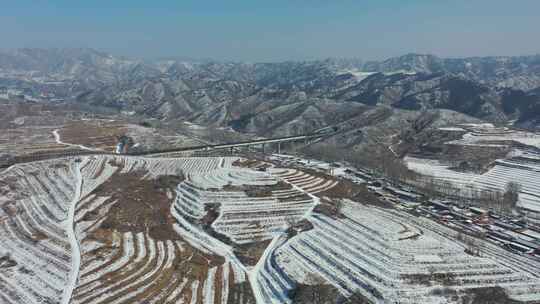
[1,48,540,134]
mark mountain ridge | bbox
[1,48,540,137]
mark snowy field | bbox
[1,155,540,304]
[275,201,540,303]
[448,123,540,149]
[0,161,79,304]
[406,155,540,215]
[407,123,540,224]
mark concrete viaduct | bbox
[0,130,336,168]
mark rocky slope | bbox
[1,48,540,136]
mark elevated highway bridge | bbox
[0,129,337,169]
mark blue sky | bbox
[1,0,539,61]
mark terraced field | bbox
[406,152,540,222]
[276,202,540,303]
[1,155,540,304]
[405,123,540,225]
[0,116,202,160]
[0,126,69,156]
[0,161,78,303]
[448,124,540,149]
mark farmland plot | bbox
[449,124,540,149]
[0,116,203,160]
[0,154,337,303]
[406,154,540,219]
[275,201,540,303]
[0,126,69,156]
[2,153,539,304]
[56,121,202,153]
[270,168,339,194]
[72,155,253,304]
[0,155,251,304]
[0,160,79,304]
[406,123,540,222]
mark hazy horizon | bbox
[2,0,540,62]
[2,46,540,65]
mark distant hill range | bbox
[1,48,540,135]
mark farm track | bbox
[406,154,540,222]
[275,202,540,303]
[0,130,335,169]
[71,155,250,304]
[2,152,540,303]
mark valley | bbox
[1,115,540,303]
[2,48,540,304]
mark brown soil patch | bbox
[197,202,272,267]
[286,219,314,238]
[201,203,221,227]
[94,171,184,241]
[174,248,225,279]
[231,158,272,172]
[227,279,257,304]
[58,121,128,151]
[232,159,262,168]
[402,272,456,287]
[82,231,116,264]
[223,181,292,197]
[306,171,390,218]
[461,286,519,304]
[233,240,272,266]
[76,159,278,303]
[289,283,350,304]
[318,180,392,209]
[313,200,346,219]
[31,230,49,242]
[78,166,228,303]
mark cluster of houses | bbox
[270,154,540,259]
[420,200,540,256]
[336,165,540,258]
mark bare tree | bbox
[422,176,438,199]
[492,190,505,214]
[463,235,481,256]
[439,180,455,197]
[503,181,521,211]
[284,215,297,229]
[334,200,344,216]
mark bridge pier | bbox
[262,143,265,154]
[8,132,333,166]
